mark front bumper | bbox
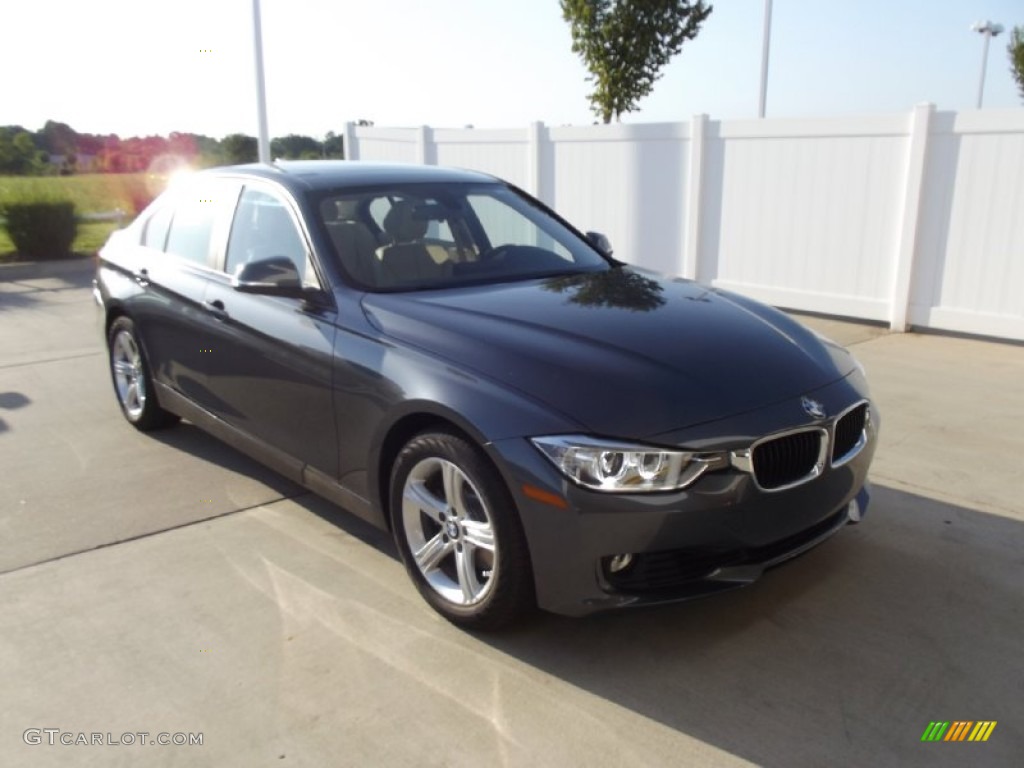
[488,378,878,617]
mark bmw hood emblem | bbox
[801,396,826,420]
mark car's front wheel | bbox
[390,431,534,630]
[107,316,179,431]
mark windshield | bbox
[311,182,610,291]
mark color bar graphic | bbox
[921,721,996,742]
[968,721,997,742]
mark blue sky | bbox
[4,0,1021,138]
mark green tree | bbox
[543,269,665,311]
[1010,26,1024,103]
[221,133,258,164]
[192,134,224,167]
[0,129,45,174]
[323,131,344,158]
[39,119,78,156]
[270,133,322,159]
[561,0,712,123]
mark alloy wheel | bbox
[111,329,146,420]
[401,457,497,606]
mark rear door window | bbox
[142,204,173,250]
[165,193,219,266]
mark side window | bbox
[142,203,173,250]
[368,197,393,232]
[165,193,218,265]
[425,213,455,244]
[226,187,313,285]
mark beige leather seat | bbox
[376,200,450,286]
[322,199,380,287]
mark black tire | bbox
[107,316,179,431]
[390,431,535,630]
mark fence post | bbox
[890,102,934,332]
[343,122,357,161]
[527,121,545,200]
[682,114,707,281]
[416,126,434,165]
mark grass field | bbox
[0,173,157,258]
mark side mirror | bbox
[232,256,307,298]
[586,231,613,257]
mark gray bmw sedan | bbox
[95,161,877,629]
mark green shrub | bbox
[2,201,78,259]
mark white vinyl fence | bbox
[344,106,1024,342]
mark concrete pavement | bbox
[1,259,1021,767]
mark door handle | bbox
[204,298,229,320]
[133,268,150,286]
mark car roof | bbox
[199,160,500,194]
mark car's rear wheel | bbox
[390,431,534,630]
[107,316,179,431]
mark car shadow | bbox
[298,490,397,559]
[474,485,1023,767]
[0,391,30,434]
[147,422,398,557]
[147,423,306,499]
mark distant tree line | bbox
[0,119,346,175]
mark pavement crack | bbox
[0,351,103,370]
[0,491,313,577]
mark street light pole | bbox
[252,0,271,163]
[758,0,773,118]
[971,20,1004,109]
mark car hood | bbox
[360,267,854,438]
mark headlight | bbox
[531,436,727,493]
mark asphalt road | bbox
[1,258,1021,767]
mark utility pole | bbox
[971,20,1004,109]
[252,0,271,163]
[758,0,773,118]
